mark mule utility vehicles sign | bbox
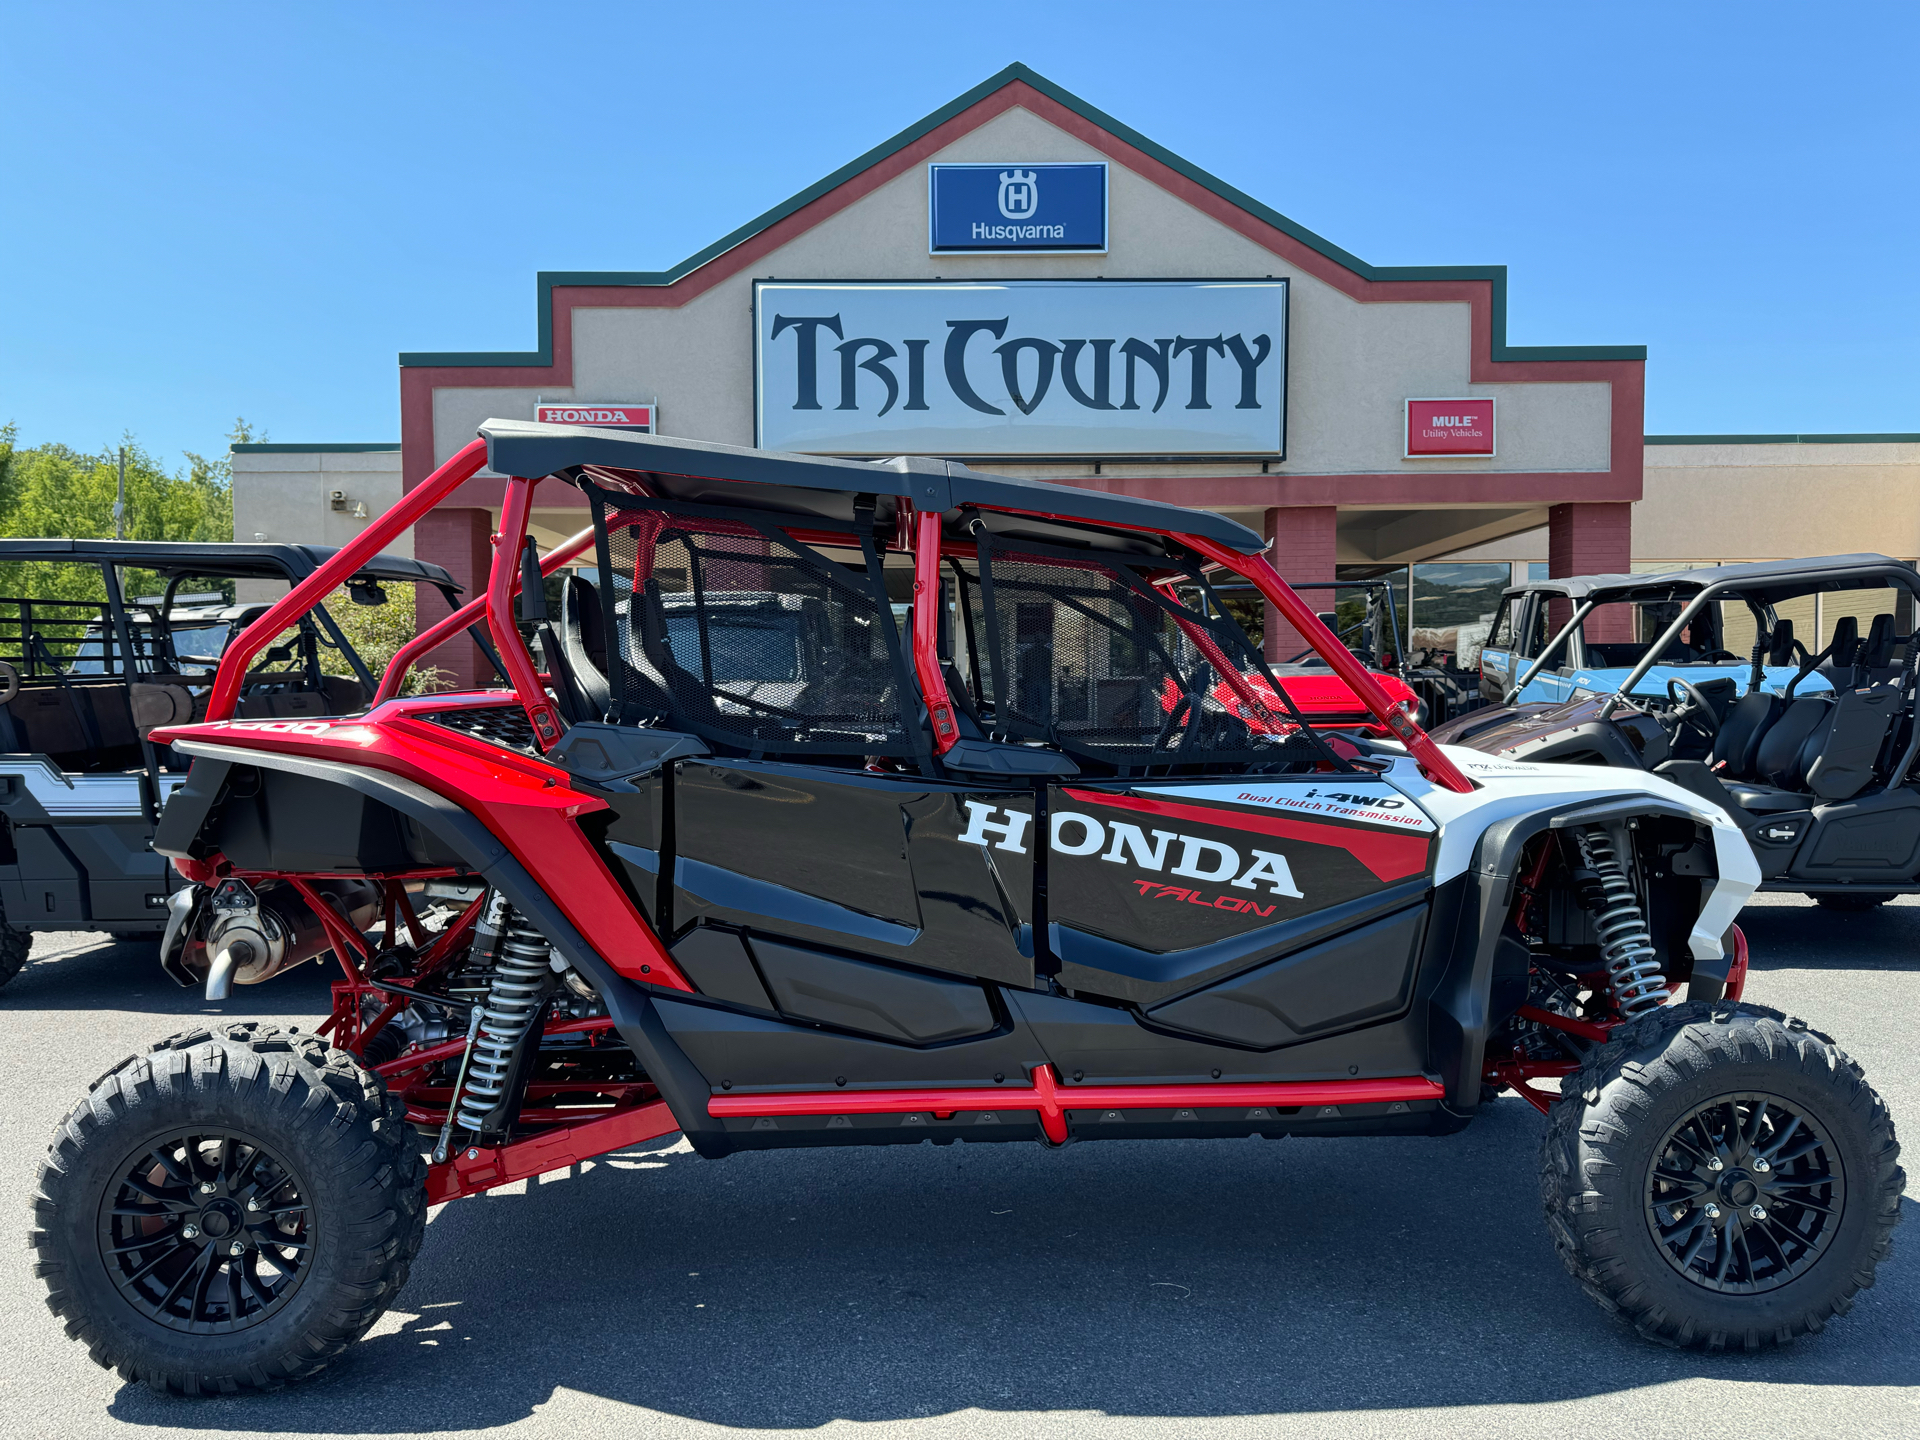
[29,422,1902,1395]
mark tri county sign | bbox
[753,280,1288,457]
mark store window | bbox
[1408,563,1510,669]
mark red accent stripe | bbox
[1062,788,1431,882]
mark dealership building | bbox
[233,65,1919,681]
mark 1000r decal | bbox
[959,785,1436,956]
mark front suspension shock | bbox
[1572,825,1667,1018]
[451,897,554,1135]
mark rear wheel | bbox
[30,1022,425,1393]
[1810,893,1897,912]
[1541,1001,1902,1349]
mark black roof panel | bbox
[1501,554,1916,605]
[0,539,459,589]
[478,420,1266,554]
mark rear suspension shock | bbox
[451,894,554,1135]
[1571,825,1667,1018]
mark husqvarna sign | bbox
[929,162,1106,252]
[754,279,1288,456]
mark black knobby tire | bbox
[1541,1001,1903,1350]
[1810,893,1897,912]
[30,1021,427,1393]
[0,914,29,989]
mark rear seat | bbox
[3,680,143,768]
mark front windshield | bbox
[67,618,233,676]
[166,621,232,670]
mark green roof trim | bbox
[398,63,1646,371]
[1644,433,1919,445]
[230,443,401,454]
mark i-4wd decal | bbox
[1152,780,1436,835]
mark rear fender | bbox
[163,738,731,1156]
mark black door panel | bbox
[1146,904,1426,1048]
[669,760,1037,987]
[670,927,775,1010]
[654,996,1042,1092]
[675,856,921,947]
[1793,788,1920,882]
[1037,780,1434,1003]
[1048,878,1431,1006]
[1007,988,1429,1083]
[752,937,997,1043]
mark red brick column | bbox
[1549,502,1633,642]
[414,507,495,690]
[1261,506,1338,663]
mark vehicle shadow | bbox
[1,933,337,1016]
[1738,897,1918,973]
[101,1105,1919,1433]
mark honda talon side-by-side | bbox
[30,423,1901,1393]
[0,540,461,988]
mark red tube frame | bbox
[911,509,960,754]
[488,477,566,749]
[1176,535,1474,793]
[376,523,597,704]
[208,438,492,722]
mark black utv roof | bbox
[0,539,460,590]
[1501,554,1917,606]
[478,419,1266,555]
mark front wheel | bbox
[30,1022,425,1393]
[1541,1001,1902,1349]
[1810,893,1897,912]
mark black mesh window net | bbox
[587,494,917,760]
[955,533,1338,775]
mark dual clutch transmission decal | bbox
[1150,780,1435,835]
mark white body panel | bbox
[1378,743,1760,961]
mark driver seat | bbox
[1709,620,1796,780]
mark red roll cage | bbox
[206,436,1472,793]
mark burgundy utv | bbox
[30,423,1902,1392]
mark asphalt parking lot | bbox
[0,892,1912,1439]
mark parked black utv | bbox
[0,540,460,986]
[1431,554,1918,907]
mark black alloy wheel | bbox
[1542,1001,1902,1350]
[99,1128,315,1334]
[31,1022,426,1393]
[1645,1093,1841,1294]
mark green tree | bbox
[313,584,445,697]
[0,424,247,605]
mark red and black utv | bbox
[31,423,1901,1392]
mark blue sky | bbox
[3,1,1915,469]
